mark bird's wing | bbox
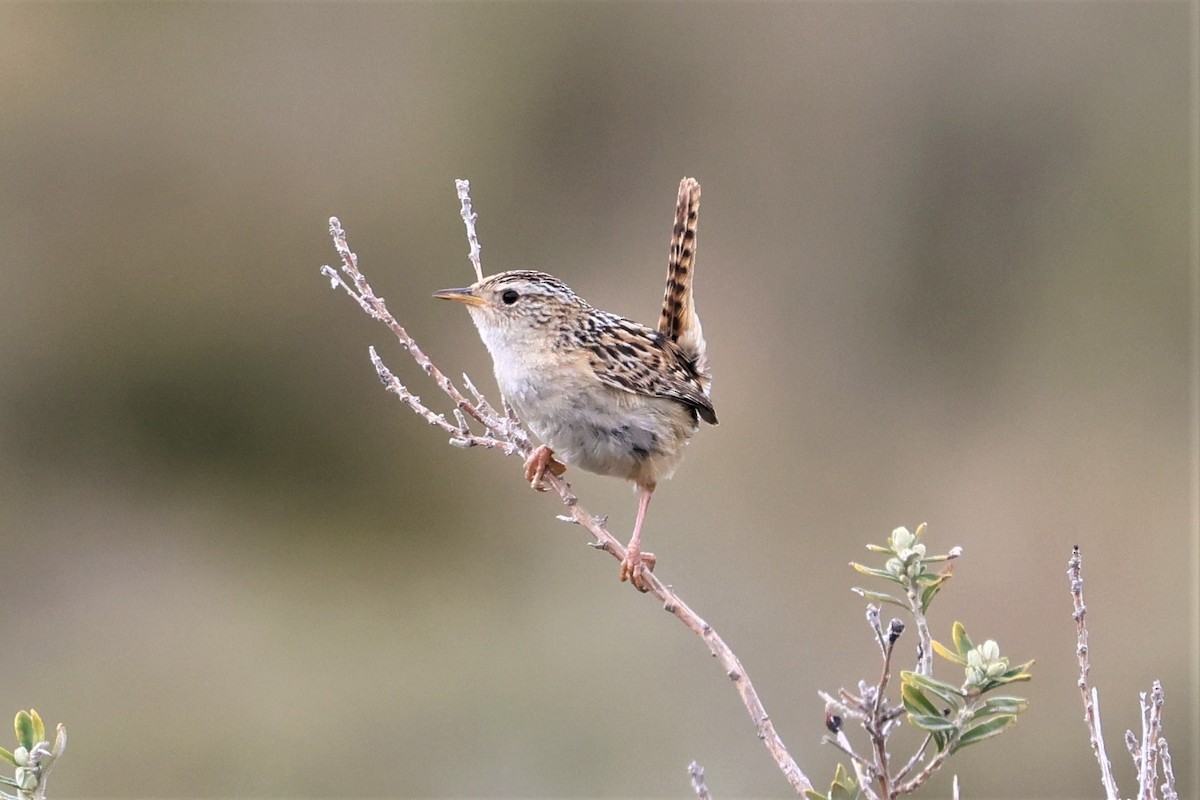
[581,317,718,425]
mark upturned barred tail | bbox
[658,178,710,399]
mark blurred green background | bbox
[0,2,1194,798]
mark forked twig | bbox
[320,183,814,796]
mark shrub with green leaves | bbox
[0,710,65,800]
[811,524,1033,799]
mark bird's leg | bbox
[619,484,657,592]
[523,444,566,491]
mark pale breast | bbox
[503,368,699,487]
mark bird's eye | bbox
[501,289,520,305]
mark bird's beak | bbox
[433,287,486,307]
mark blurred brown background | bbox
[0,3,1194,798]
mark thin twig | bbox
[892,733,933,784]
[892,735,956,795]
[324,220,512,436]
[1068,546,1121,800]
[867,624,900,798]
[688,761,711,800]
[319,185,814,796]
[904,581,933,677]
[455,179,484,282]
[822,732,873,773]
[1136,682,1165,800]
[1158,738,1178,800]
[826,731,880,800]
[818,690,865,723]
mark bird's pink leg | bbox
[620,484,658,592]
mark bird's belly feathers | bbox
[500,369,697,487]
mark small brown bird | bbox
[434,178,714,590]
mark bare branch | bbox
[826,731,879,800]
[687,761,711,800]
[892,733,933,784]
[865,616,904,798]
[455,179,484,282]
[892,738,955,795]
[320,186,814,797]
[818,690,865,723]
[906,586,934,677]
[324,218,511,435]
[1158,737,1178,800]
[1136,682,1166,800]
[545,470,812,794]
[1068,546,1121,800]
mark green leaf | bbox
[53,723,66,758]
[864,544,892,554]
[953,714,1017,751]
[951,621,973,656]
[978,696,1028,716]
[0,775,18,789]
[829,763,858,800]
[901,683,942,717]
[29,711,44,746]
[13,712,33,752]
[0,747,14,767]
[983,664,1034,690]
[999,659,1036,680]
[916,568,952,589]
[902,671,965,706]
[908,712,957,733]
[806,763,859,800]
[851,588,906,608]
[919,582,944,613]
[931,639,968,666]
[850,562,899,582]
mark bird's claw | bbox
[619,544,657,592]
[523,445,566,491]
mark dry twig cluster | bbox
[1069,547,1179,800]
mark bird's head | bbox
[434,270,587,346]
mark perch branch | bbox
[320,184,814,796]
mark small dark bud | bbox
[825,712,843,733]
[888,619,905,642]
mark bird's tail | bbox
[658,177,710,392]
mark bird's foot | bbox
[619,542,657,593]
[523,445,566,491]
